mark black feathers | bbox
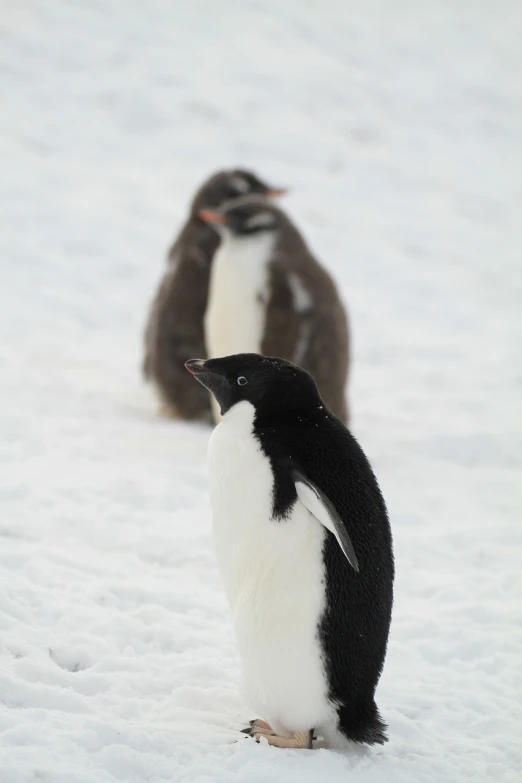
[253,389,394,746]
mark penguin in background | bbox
[199,196,350,425]
[143,170,285,420]
[185,353,394,750]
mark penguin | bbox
[185,353,394,750]
[199,196,350,425]
[143,170,285,420]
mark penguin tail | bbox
[337,700,388,745]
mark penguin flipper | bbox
[291,469,359,572]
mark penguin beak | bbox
[184,359,207,375]
[185,357,225,386]
[185,358,232,415]
[198,209,226,225]
[265,187,287,198]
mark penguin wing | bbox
[291,469,359,572]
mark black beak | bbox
[185,358,231,415]
[184,359,206,375]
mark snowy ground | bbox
[1,1,521,781]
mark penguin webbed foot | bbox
[241,720,314,749]
[241,718,274,737]
[255,729,313,749]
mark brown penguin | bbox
[143,170,285,420]
[201,196,350,423]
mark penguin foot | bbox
[158,403,180,419]
[254,728,313,749]
[241,719,274,737]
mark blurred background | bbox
[0,2,521,782]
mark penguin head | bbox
[185,353,322,420]
[198,196,285,239]
[190,170,285,217]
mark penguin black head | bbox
[190,170,285,217]
[185,353,323,421]
[199,196,284,238]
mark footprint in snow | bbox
[49,647,91,673]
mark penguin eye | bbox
[237,376,248,387]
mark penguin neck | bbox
[187,216,222,255]
[255,402,323,429]
[218,230,275,260]
[223,397,324,431]
[221,399,257,431]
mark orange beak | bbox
[199,208,226,224]
[265,187,287,198]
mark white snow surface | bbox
[1,1,521,781]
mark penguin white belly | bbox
[208,402,333,734]
[205,235,273,422]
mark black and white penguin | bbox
[185,353,394,749]
[200,197,350,425]
[143,170,285,420]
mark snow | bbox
[1,1,521,781]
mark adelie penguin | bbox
[185,353,394,749]
[143,170,285,420]
[200,196,350,424]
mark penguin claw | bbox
[241,719,275,737]
[242,720,316,746]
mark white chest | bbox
[208,403,275,603]
[205,233,273,359]
[207,402,331,731]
